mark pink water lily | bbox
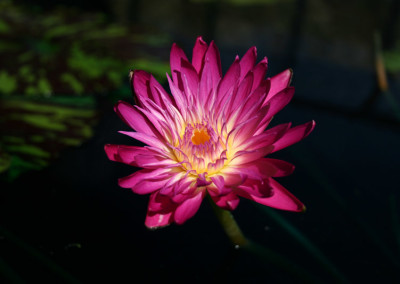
[105,37,315,229]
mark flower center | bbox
[174,122,226,175]
[191,129,210,145]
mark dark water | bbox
[1,0,400,283]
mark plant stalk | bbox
[208,196,248,247]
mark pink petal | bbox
[118,168,170,194]
[167,73,188,118]
[133,177,172,195]
[148,191,175,212]
[149,75,173,108]
[145,192,177,228]
[265,68,293,102]
[168,176,197,202]
[217,57,240,97]
[239,46,257,82]
[119,131,167,150]
[114,101,157,136]
[104,144,148,166]
[233,122,291,157]
[263,87,294,119]
[104,144,127,162]
[134,107,167,138]
[254,120,291,139]
[230,80,269,126]
[222,158,276,181]
[133,75,158,107]
[229,72,253,115]
[196,172,212,187]
[247,80,270,106]
[237,130,280,152]
[264,158,295,177]
[228,107,269,148]
[174,190,206,224]
[159,172,190,196]
[133,153,176,169]
[132,72,172,109]
[192,36,208,74]
[229,158,294,179]
[133,100,180,143]
[171,190,197,204]
[251,57,268,92]
[215,58,240,113]
[170,43,189,83]
[237,178,274,198]
[208,190,240,211]
[180,59,200,103]
[242,178,305,212]
[132,70,151,107]
[199,41,222,101]
[218,170,248,187]
[204,41,222,77]
[271,120,316,153]
[210,175,231,195]
[254,87,295,134]
[145,211,174,229]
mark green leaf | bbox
[38,77,52,96]
[0,152,11,173]
[6,145,50,158]
[19,65,35,83]
[60,73,84,95]
[0,71,17,95]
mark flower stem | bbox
[208,195,248,247]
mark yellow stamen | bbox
[192,129,210,145]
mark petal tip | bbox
[250,46,257,56]
[261,56,268,64]
[104,144,116,161]
[196,35,205,43]
[113,100,123,112]
[306,120,316,135]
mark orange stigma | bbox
[191,129,211,145]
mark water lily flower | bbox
[105,37,315,229]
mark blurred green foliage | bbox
[0,0,171,180]
[0,71,17,95]
[384,49,400,73]
[0,0,170,97]
[0,96,98,181]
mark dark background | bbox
[1,0,400,283]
